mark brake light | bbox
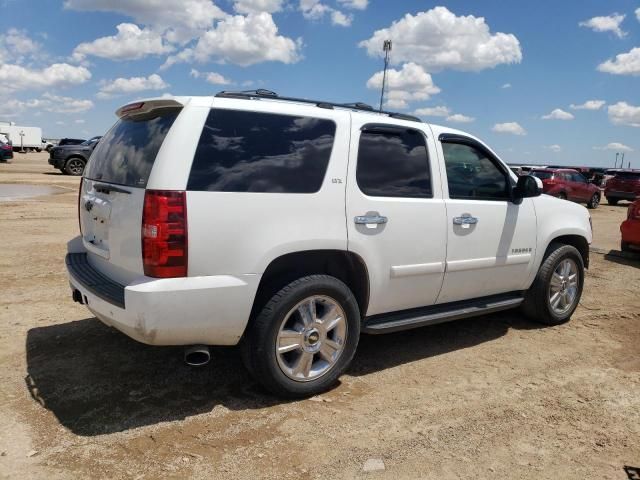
[77,178,83,235]
[142,190,187,278]
[629,202,640,220]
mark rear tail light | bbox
[142,190,188,278]
[628,202,640,220]
[77,178,83,235]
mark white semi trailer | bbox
[0,123,44,151]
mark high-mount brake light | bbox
[142,190,188,278]
[121,102,145,113]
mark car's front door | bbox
[435,134,537,304]
[570,172,590,201]
[346,120,447,316]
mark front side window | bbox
[571,172,587,183]
[442,142,508,200]
[188,109,336,193]
[356,127,431,198]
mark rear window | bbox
[85,108,180,187]
[531,171,553,180]
[187,109,336,193]
[614,172,640,180]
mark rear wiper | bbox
[93,183,132,194]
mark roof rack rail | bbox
[215,90,422,123]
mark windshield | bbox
[85,108,180,187]
[531,171,553,180]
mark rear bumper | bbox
[621,219,640,246]
[66,250,260,346]
[606,190,639,200]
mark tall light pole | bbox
[615,152,619,168]
[379,39,392,112]
[621,152,625,168]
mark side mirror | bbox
[512,175,542,204]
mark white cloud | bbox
[446,114,474,123]
[545,144,562,153]
[570,100,606,110]
[579,13,626,38]
[0,29,42,63]
[338,0,367,9]
[64,0,226,43]
[97,73,168,99]
[492,122,526,135]
[598,47,640,76]
[72,23,174,61]
[75,119,86,124]
[366,62,440,109]
[164,13,301,68]
[300,0,352,27]
[0,93,93,116]
[414,106,450,117]
[234,0,284,14]
[608,101,640,127]
[637,8,640,22]
[501,83,511,89]
[542,108,574,120]
[0,63,91,93]
[593,142,633,152]
[359,6,522,72]
[190,68,232,85]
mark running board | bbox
[363,293,524,334]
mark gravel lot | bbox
[1,153,639,479]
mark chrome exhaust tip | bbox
[184,345,210,367]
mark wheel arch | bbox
[249,249,370,323]
[545,234,589,269]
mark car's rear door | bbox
[346,119,447,316]
[79,100,186,285]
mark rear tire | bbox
[64,158,85,176]
[587,193,600,209]
[621,241,631,252]
[607,197,619,206]
[522,243,584,326]
[241,275,360,398]
[557,192,567,200]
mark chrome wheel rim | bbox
[275,295,347,382]
[67,159,84,175]
[592,195,599,207]
[548,258,579,315]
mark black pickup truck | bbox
[48,136,101,175]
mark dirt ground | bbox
[1,153,639,480]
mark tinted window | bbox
[356,128,431,198]
[531,171,553,180]
[188,109,336,193]
[570,172,586,183]
[442,142,508,200]
[615,172,640,180]
[85,108,180,187]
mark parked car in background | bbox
[621,199,640,253]
[58,138,86,147]
[0,139,13,162]
[48,136,101,175]
[604,170,640,205]
[530,168,601,209]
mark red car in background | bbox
[621,200,640,253]
[604,170,640,205]
[530,168,601,209]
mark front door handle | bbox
[453,214,478,225]
[354,214,388,225]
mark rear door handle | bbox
[453,214,478,225]
[354,214,388,225]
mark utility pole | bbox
[379,39,392,112]
[615,152,619,168]
[621,152,625,168]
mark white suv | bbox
[66,91,592,397]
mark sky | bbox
[0,0,639,168]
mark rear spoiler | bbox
[115,99,184,118]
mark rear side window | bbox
[356,127,432,198]
[187,109,336,193]
[615,172,640,180]
[86,108,180,187]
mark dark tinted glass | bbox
[570,172,586,183]
[442,142,508,200]
[356,129,431,198]
[531,171,553,180]
[188,109,336,193]
[85,108,180,187]
[615,172,640,180]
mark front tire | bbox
[607,197,619,206]
[522,243,584,325]
[557,192,567,200]
[242,275,360,398]
[587,193,600,209]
